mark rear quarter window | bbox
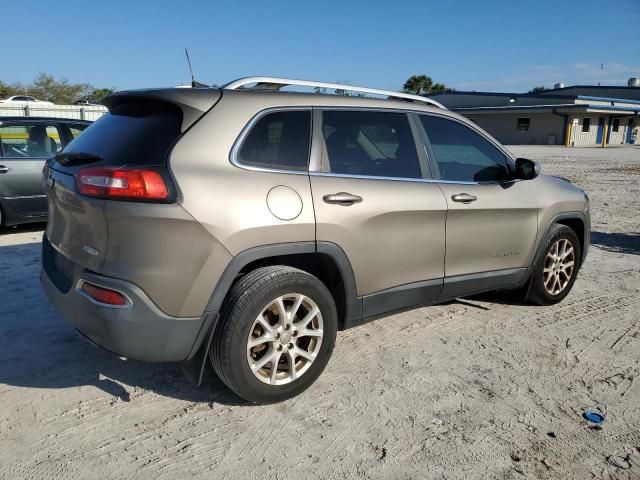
[237,110,311,171]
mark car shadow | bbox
[0,240,250,407]
[0,221,47,235]
[590,231,640,256]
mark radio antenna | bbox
[185,48,208,88]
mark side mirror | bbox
[514,158,541,180]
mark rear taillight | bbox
[75,167,169,201]
[81,282,128,306]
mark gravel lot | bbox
[1,146,639,479]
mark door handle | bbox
[451,193,477,204]
[0,165,9,174]
[323,192,363,206]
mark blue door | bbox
[627,119,634,144]
[595,117,605,144]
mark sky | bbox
[2,0,639,93]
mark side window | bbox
[237,110,311,171]
[419,115,512,183]
[322,110,421,179]
[0,123,63,158]
[69,124,88,139]
[581,118,591,132]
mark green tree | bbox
[0,80,25,99]
[86,88,114,102]
[529,86,547,93]
[28,73,93,104]
[403,75,448,95]
[1,73,115,104]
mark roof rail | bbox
[222,77,446,109]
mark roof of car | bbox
[108,86,455,115]
[0,116,92,123]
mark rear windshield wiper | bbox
[55,152,103,166]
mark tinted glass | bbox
[0,123,63,157]
[582,118,591,132]
[238,111,311,171]
[322,110,421,178]
[517,118,530,132]
[420,115,511,183]
[68,124,88,139]
[62,100,182,166]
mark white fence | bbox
[0,103,107,121]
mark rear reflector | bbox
[75,167,169,201]
[81,282,128,306]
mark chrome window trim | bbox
[229,106,314,176]
[228,105,521,186]
[308,170,522,186]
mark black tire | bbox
[528,224,581,305]
[210,266,338,404]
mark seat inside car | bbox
[27,126,57,156]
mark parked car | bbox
[0,95,54,106]
[0,117,91,226]
[41,77,590,404]
[73,99,101,106]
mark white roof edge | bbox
[222,76,446,109]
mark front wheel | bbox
[210,266,338,404]
[528,224,581,305]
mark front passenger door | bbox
[417,114,539,297]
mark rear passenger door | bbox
[0,121,63,218]
[416,114,539,297]
[309,109,447,316]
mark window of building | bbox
[237,110,311,171]
[582,118,591,132]
[321,110,421,179]
[419,115,512,183]
[0,123,63,157]
[612,119,620,132]
[516,118,530,132]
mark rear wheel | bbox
[210,266,337,404]
[528,224,581,305]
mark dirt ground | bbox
[1,146,639,479]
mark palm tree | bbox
[403,75,433,95]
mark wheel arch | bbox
[525,211,589,287]
[555,216,586,264]
[203,241,359,324]
[181,241,361,386]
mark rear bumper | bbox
[41,240,206,363]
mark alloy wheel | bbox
[246,293,324,385]
[543,238,575,295]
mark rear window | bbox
[237,110,311,171]
[61,100,182,166]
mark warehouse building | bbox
[429,78,640,146]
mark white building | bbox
[429,79,640,146]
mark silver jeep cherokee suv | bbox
[42,77,590,404]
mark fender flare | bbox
[181,241,361,385]
[521,211,589,289]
